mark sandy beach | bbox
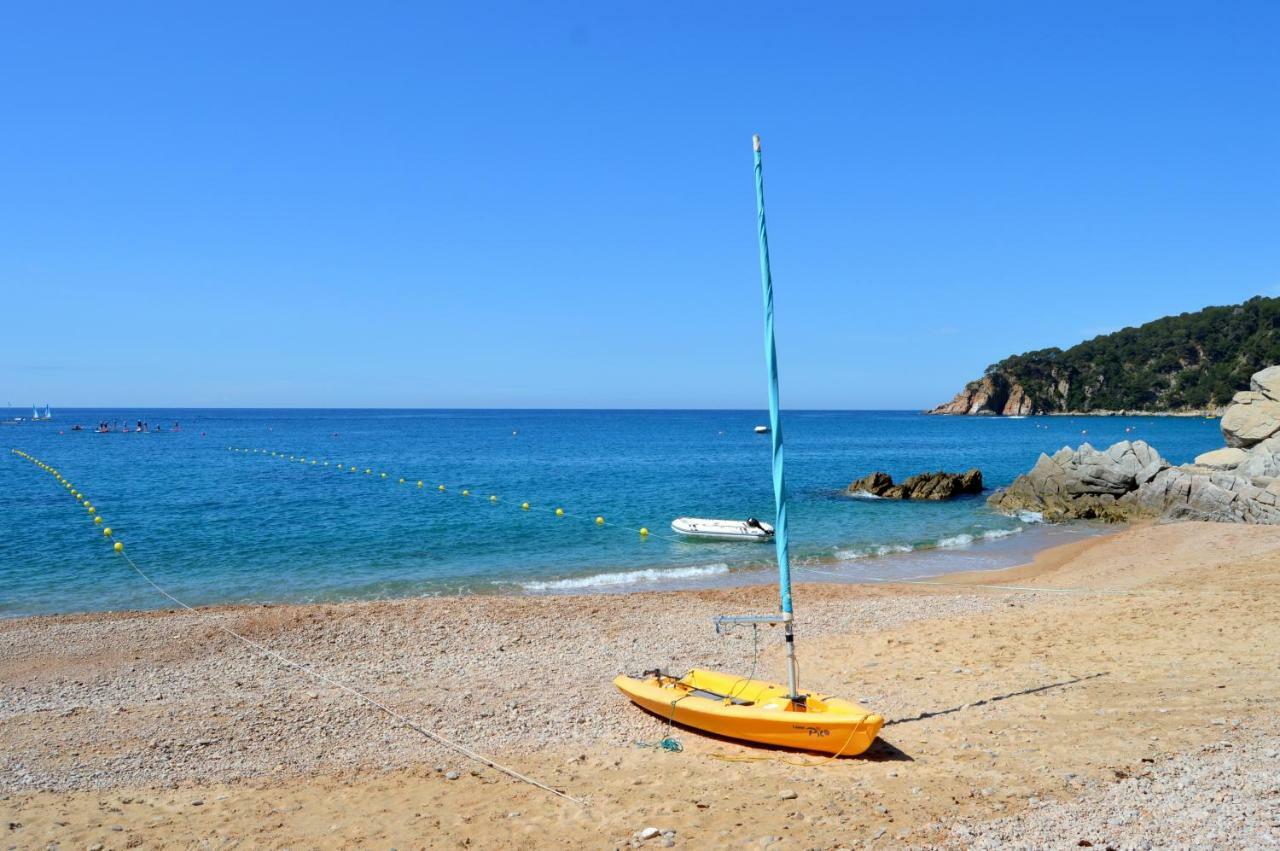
[2,521,1279,849]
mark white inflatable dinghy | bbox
[671,517,774,542]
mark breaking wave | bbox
[521,563,730,592]
[937,533,976,548]
[834,543,914,560]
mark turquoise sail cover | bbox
[752,137,793,616]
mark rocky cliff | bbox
[930,374,1036,416]
[988,366,1280,524]
[929,295,1280,416]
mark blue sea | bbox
[0,409,1223,618]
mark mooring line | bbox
[884,671,1110,726]
[10,449,586,806]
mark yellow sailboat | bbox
[614,136,883,756]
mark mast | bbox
[752,134,800,702]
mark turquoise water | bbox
[1,409,1223,617]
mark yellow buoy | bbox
[521,502,530,510]
[417,481,424,488]
[87,506,95,514]
[640,527,649,537]
[439,485,446,492]
[103,527,112,537]
[462,489,470,496]
[490,495,497,502]
[555,507,565,517]
[94,516,103,524]
[399,478,405,484]
[113,541,123,552]
[380,472,387,478]
[596,516,604,525]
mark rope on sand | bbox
[11,449,585,807]
[114,546,585,804]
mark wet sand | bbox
[2,521,1279,848]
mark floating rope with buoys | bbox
[225,447,1139,601]
[224,447,1141,602]
[224,444,689,544]
[9,448,586,806]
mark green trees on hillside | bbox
[990,296,1280,412]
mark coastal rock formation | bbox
[1131,466,1280,524]
[849,469,982,500]
[1193,447,1248,469]
[929,374,1035,416]
[988,441,1168,521]
[1219,367,1280,446]
[929,295,1280,416]
[989,366,1280,524]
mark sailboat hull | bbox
[614,668,882,755]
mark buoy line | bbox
[225,444,689,544]
[10,448,586,806]
[229,447,1133,596]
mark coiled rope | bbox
[10,449,585,806]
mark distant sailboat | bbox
[42,405,52,420]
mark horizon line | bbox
[6,405,934,413]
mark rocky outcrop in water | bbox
[849,469,983,500]
[929,373,1036,416]
[989,366,1280,524]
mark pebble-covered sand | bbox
[2,522,1279,848]
[941,714,1280,850]
[0,582,1025,794]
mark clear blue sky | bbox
[3,2,1278,409]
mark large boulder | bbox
[1236,435,1280,478]
[1130,467,1280,524]
[849,469,983,500]
[1220,389,1280,447]
[1192,447,1248,469]
[1250,365,1280,401]
[988,440,1169,521]
[848,471,894,497]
